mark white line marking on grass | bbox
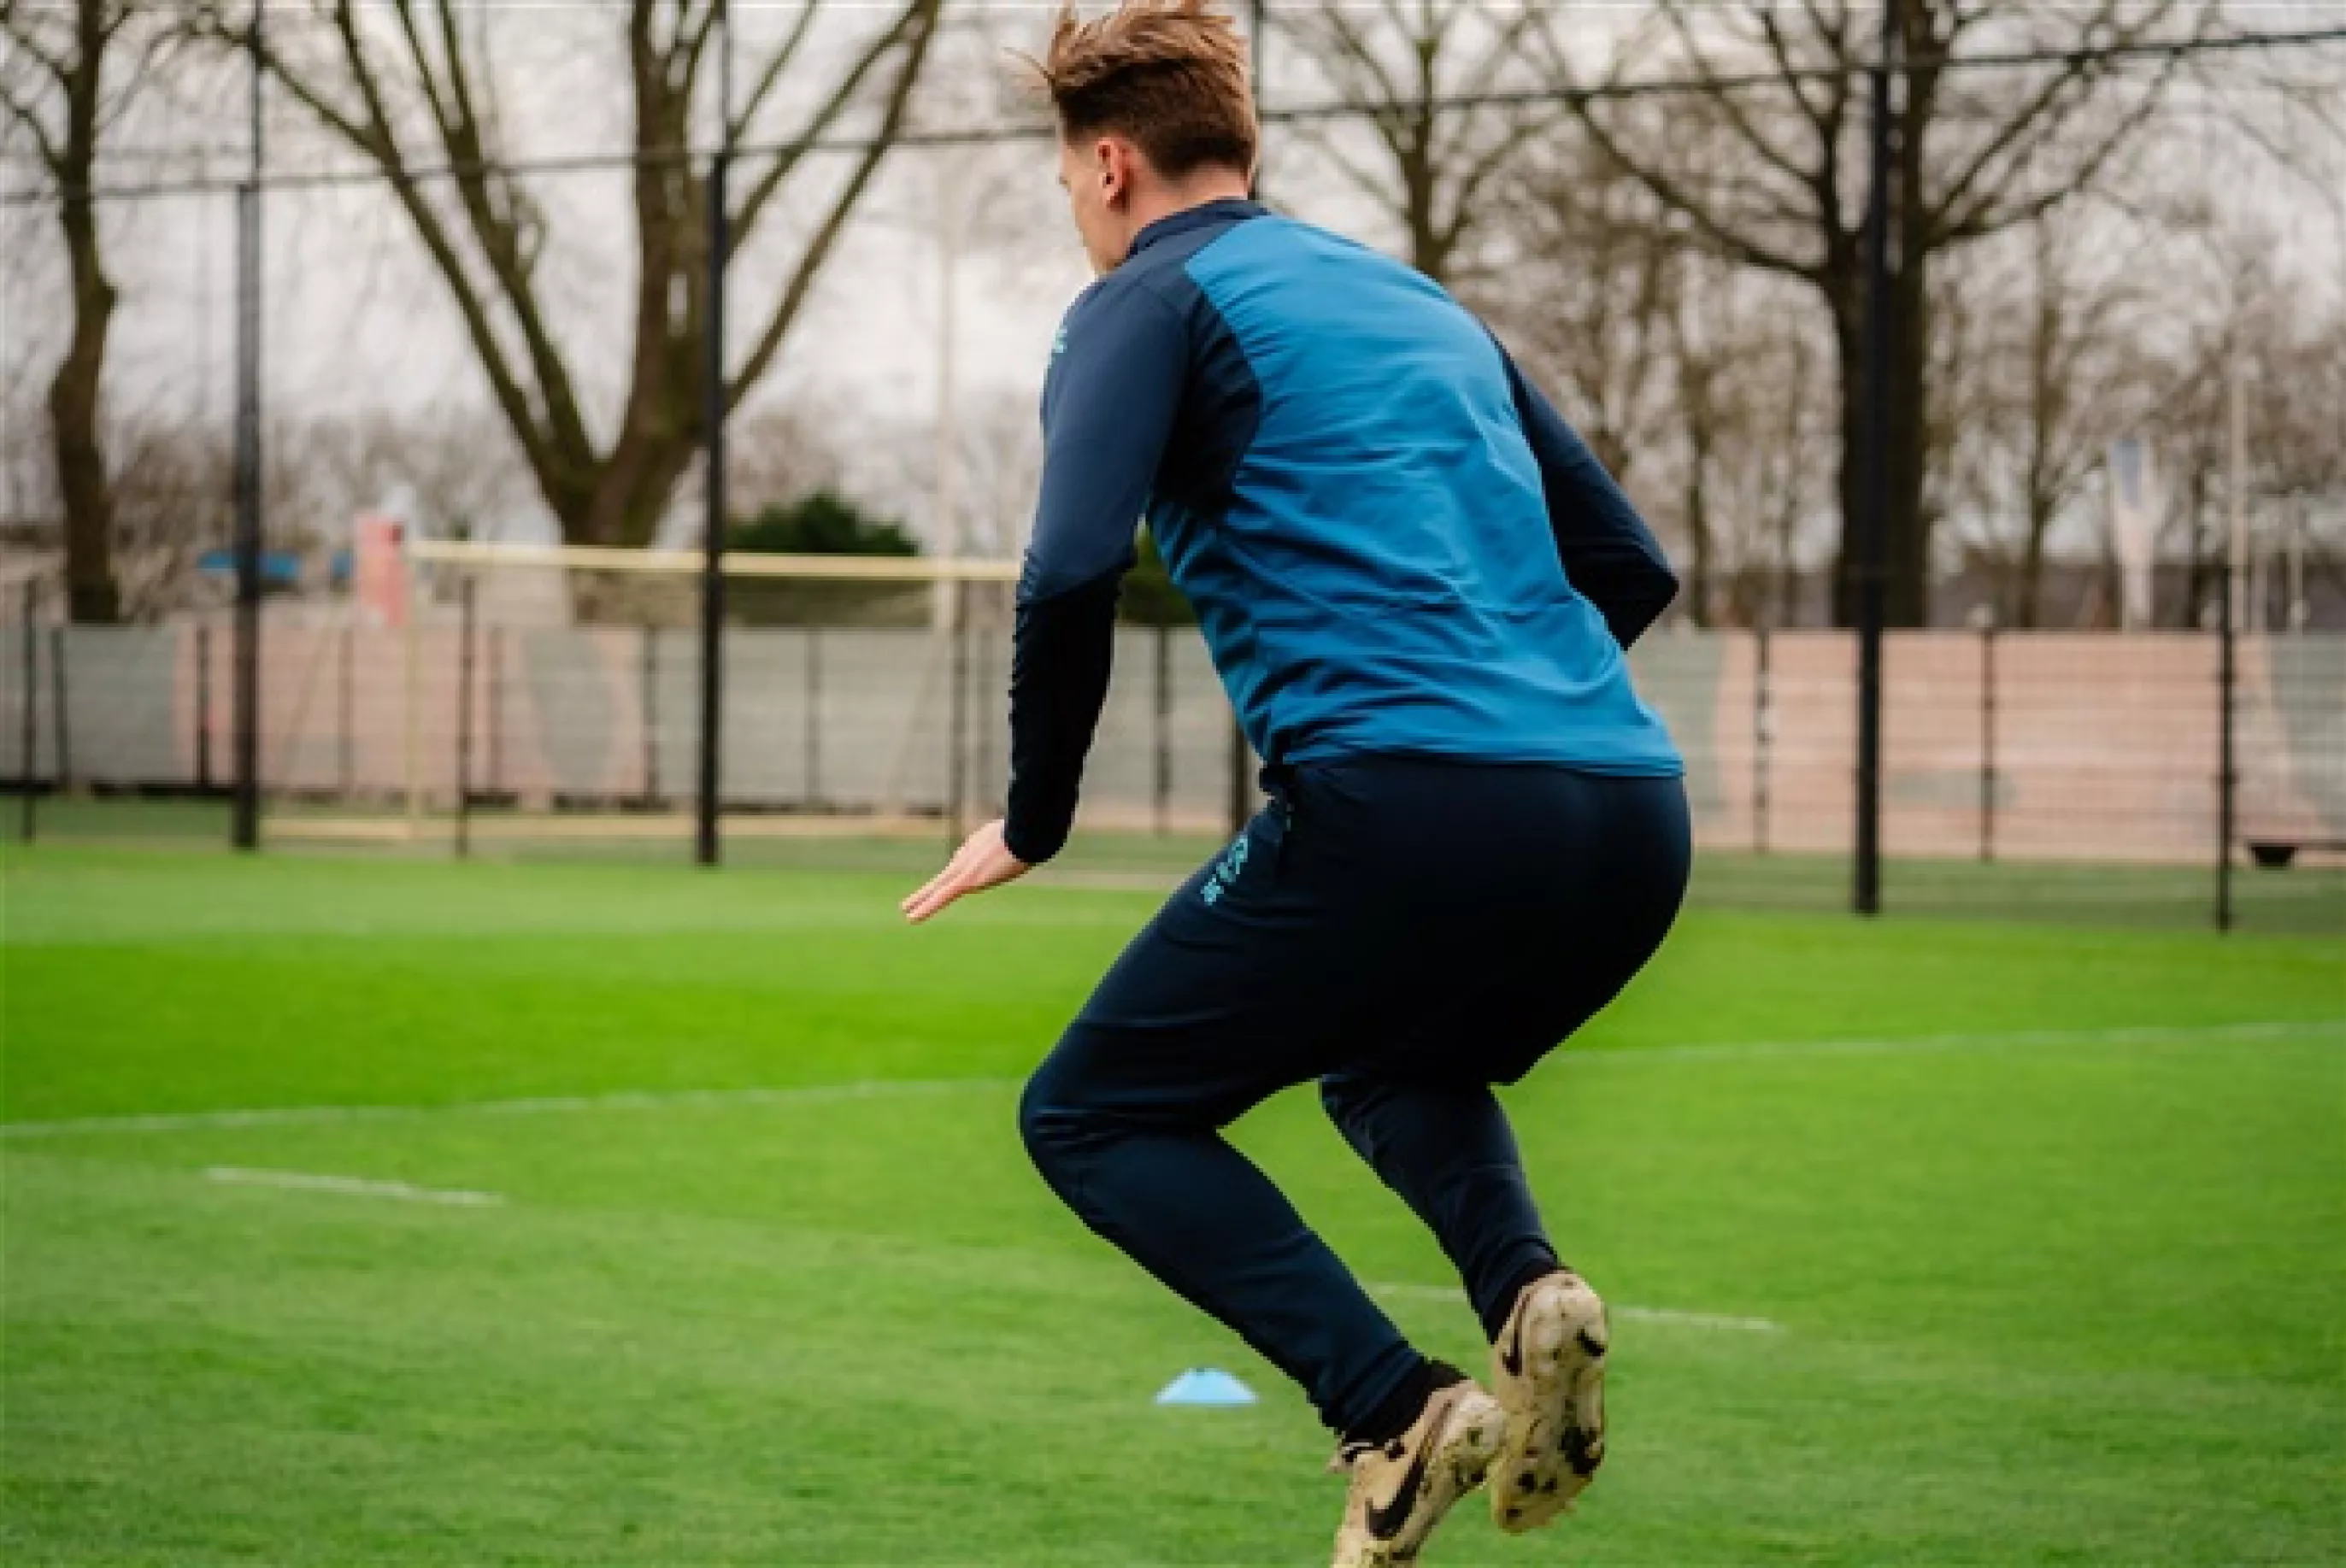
[204,1166,504,1207]
[1369,1280,1784,1335]
[4,1018,2337,1143]
[1564,1017,2344,1067]
[0,1078,1017,1141]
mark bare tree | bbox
[1,0,173,621]
[728,406,845,524]
[105,414,230,620]
[1273,0,1549,285]
[1940,217,2162,626]
[1636,253,1839,629]
[1547,1,2210,626]
[1482,143,1679,484]
[202,0,942,552]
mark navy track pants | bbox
[1018,756,1690,1435]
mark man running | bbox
[903,3,1690,1562]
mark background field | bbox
[4,848,2342,1565]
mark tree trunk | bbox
[2017,493,2055,629]
[1682,395,1714,628]
[50,188,120,625]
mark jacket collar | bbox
[1129,197,1267,261]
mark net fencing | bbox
[8,4,2343,934]
[5,547,2340,932]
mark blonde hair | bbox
[1024,1,1258,179]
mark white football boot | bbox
[1329,1373,1504,1567]
[1487,1269,1610,1534]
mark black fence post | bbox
[337,622,354,799]
[1980,620,1997,864]
[1852,1,1897,919]
[18,583,36,844]
[486,626,503,801]
[804,625,823,809]
[695,0,732,871]
[195,624,214,791]
[2217,563,2237,933]
[640,626,659,808]
[1754,625,1772,855]
[49,625,70,792]
[455,574,477,860]
[230,8,264,852]
[1154,624,1173,836]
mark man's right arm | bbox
[1491,337,1680,650]
[1003,282,1189,866]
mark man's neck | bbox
[1125,171,1255,247]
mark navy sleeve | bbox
[1490,336,1679,650]
[1003,280,1189,865]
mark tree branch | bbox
[0,75,64,178]
[1658,0,1827,200]
[732,0,818,138]
[1926,0,2184,238]
[730,0,938,404]
[732,0,932,244]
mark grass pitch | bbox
[3,847,2341,1565]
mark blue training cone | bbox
[1155,1367,1259,1407]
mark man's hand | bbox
[902,819,1032,924]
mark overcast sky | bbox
[4,2,2343,554]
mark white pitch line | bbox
[1370,1280,1784,1336]
[204,1166,504,1207]
[0,1078,1018,1141]
[3,1018,2337,1143]
[1561,1016,2343,1067]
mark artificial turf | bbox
[4,847,2340,1565]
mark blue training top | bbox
[1003,198,1684,865]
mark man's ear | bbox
[1097,136,1134,208]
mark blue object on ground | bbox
[1154,1367,1258,1407]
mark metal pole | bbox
[338,620,353,797]
[695,0,732,867]
[1154,623,1172,836]
[1753,624,1772,855]
[2218,320,2249,931]
[195,623,213,791]
[18,583,36,844]
[1980,620,1997,863]
[2217,559,2237,933]
[2286,496,2308,632]
[641,626,659,807]
[805,625,822,808]
[455,574,476,859]
[49,626,69,790]
[1852,0,1896,917]
[230,3,264,851]
[486,626,503,799]
[2228,335,2249,635]
[403,554,422,836]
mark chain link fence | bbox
[5,567,2337,933]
